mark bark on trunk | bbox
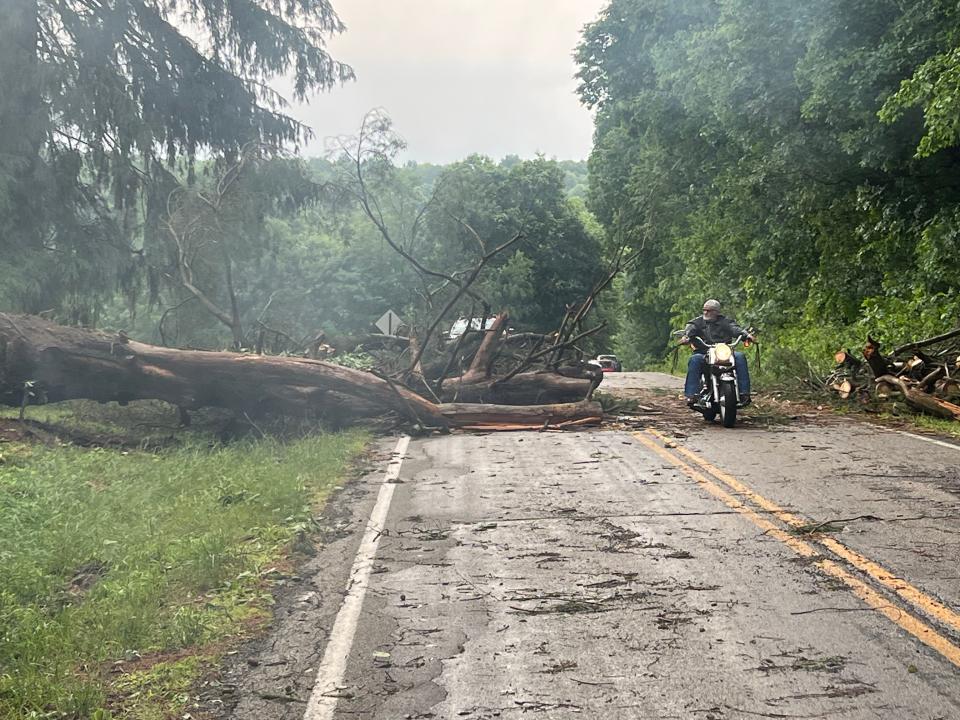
[459,312,508,384]
[440,369,600,404]
[438,400,603,429]
[0,313,449,426]
[862,336,891,378]
[0,314,604,431]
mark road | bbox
[221,373,960,720]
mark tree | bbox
[0,0,352,318]
[157,145,323,348]
[425,155,606,332]
[879,4,960,158]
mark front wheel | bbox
[719,382,737,428]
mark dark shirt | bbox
[683,314,748,349]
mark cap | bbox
[702,299,721,311]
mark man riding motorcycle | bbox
[680,299,754,406]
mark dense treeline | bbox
[1,121,602,352]
[136,152,603,351]
[577,0,960,369]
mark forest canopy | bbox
[577,0,960,367]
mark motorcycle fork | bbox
[703,373,720,403]
[719,369,739,402]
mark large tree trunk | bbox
[0,314,603,431]
[459,312,508,383]
[440,369,601,404]
[0,313,449,425]
[439,400,602,430]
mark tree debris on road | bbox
[827,327,960,421]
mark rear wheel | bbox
[719,382,737,428]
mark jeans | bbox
[685,351,750,398]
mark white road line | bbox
[303,434,411,720]
[887,428,960,453]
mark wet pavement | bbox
[221,373,960,720]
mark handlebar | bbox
[680,333,750,350]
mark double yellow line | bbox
[633,428,960,668]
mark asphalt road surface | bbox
[223,372,960,720]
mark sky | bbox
[285,0,608,163]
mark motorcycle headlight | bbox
[714,343,733,364]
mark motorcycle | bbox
[683,334,749,428]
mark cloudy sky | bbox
[285,0,608,163]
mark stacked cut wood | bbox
[829,327,960,421]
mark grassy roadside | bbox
[0,408,369,719]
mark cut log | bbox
[834,349,862,370]
[897,355,925,377]
[874,375,960,420]
[836,379,856,400]
[862,336,892,378]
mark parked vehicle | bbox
[447,317,498,341]
[685,335,747,427]
[596,354,622,372]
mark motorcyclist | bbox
[680,299,753,406]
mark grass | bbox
[0,417,368,719]
[2,400,193,444]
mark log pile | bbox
[829,328,960,420]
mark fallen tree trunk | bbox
[440,368,601,404]
[0,313,449,426]
[439,400,603,429]
[0,313,602,431]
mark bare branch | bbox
[158,296,199,346]
[407,231,524,374]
